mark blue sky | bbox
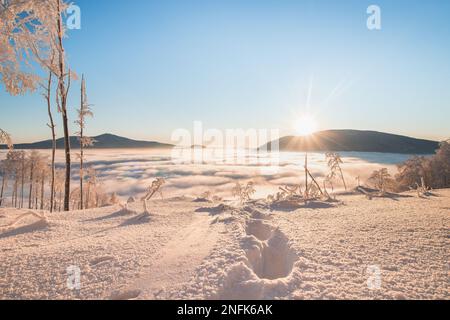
[1,0,450,143]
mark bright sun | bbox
[295,115,318,136]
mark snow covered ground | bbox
[0,189,449,300]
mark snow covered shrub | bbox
[368,168,396,193]
[194,191,212,202]
[266,185,307,209]
[232,181,256,204]
[414,177,432,198]
[395,156,430,192]
[267,185,303,203]
[308,183,321,199]
[110,193,119,205]
[428,140,450,189]
[201,191,212,200]
[395,141,450,191]
[142,178,166,201]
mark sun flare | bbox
[295,115,318,136]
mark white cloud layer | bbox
[1,149,412,200]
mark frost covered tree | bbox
[368,168,394,193]
[396,156,429,191]
[0,0,74,211]
[38,160,50,210]
[39,71,58,212]
[75,74,94,210]
[0,158,9,207]
[0,129,14,207]
[27,151,42,209]
[326,152,347,191]
[395,140,450,191]
[18,151,26,208]
[51,0,73,212]
[429,141,450,188]
[54,168,65,211]
[0,129,13,149]
[5,150,23,207]
[85,167,98,209]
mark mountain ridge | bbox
[1,130,441,154]
[0,133,174,150]
[260,130,440,154]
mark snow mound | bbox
[90,256,116,267]
[109,289,141,300]
[195,204,234,215]
[0,211,49,239]
[193,197,212,203]
[120,212,153,226]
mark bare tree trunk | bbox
[28,164,34,209]
[80,154,84,209]
[55,0,71,212]
[11,179,15,207]
[12,175,15,207]
[53,190,57,212]
[14,177,18,208]
[85,183,90,209]
[339,167,347,191]
[61,76,71,212]
[40,174,45,210]
[46,72,56,213]
[305,167,325,197]
[20,153,25,208]
[79,75,85,210]
[305,152,309,199]
[0,173,6,207]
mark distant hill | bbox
[260,130,440,154]
[0,134,174,150]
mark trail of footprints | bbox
[106,209,297,300]
[244,216,298,280]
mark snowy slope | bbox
[0,190,449,300]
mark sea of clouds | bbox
[12,148,412,200]
[1,148,416,200]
